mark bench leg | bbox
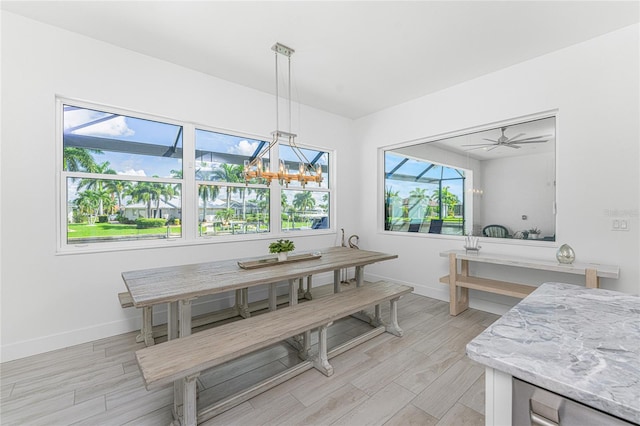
[333,270,341,293]
[181,373,199,426]
[313,322,334,376]
[386,297,404,337]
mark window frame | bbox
[56,97,335,254]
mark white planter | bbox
[277,252,288,262]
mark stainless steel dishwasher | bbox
[512,378,635,426]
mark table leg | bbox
[372,304,383,327]
[269,283,277,311]
[304,275,313,300]
[236,288,250,318]
[288,279,298,306]
[585,268,599,288]
[167,302,179,340]
[139,306,154,346]
[355,266,364,287]
[333,270,341,293]
[448,253,469,315]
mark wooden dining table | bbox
[121,246,398,342]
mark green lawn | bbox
[68,223,181,238]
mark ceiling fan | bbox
[463,126,550,151]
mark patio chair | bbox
[482,224,510,238]
[428,219,443,234]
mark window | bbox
[384,152,466,235]
[62,104,183,246]
[279,144,330,231]
[195,129,270,236]
[59,100,333,251]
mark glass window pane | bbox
[195,129,268,184]
[384,152,464,235]
[66,178,182,243]
[198,184,270,236]
[63,105,182,179]
[281,189,329,231]
[279,145,329,189]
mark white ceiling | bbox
[2,1,639,119]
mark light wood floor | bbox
[0,288,499,425]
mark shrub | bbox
[98,215,109,223]
[135,218,167,229]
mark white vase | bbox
[277,252,288,262]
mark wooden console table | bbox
[439,250,620,315]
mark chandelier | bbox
[243,43,323,188]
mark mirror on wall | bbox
[383,115,556,241]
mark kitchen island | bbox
[466,282,639,425]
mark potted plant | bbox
[269,239,295,261]
[528,227,541,240]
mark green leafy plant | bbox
[135,218,167,229]
[528,227,541,234]
[269,239,295,254]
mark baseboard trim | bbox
[1,272,337,362]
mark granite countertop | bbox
[466,282,640,423]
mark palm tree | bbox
[293,191,316,218]
[211,164,243,209]
[127,182,154,218]
[63,147,101,172]
[198,184,219,222]
[430,186,460,218]
[74,190,102,223]
[103,180,132,214]
[409,187,428,217]
[77,162,117,215]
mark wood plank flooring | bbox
[0,284,499,425]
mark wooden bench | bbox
[135,281,413,426]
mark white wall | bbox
[0,13,357,361]
[354,24,640,313]
[481,151,556,236]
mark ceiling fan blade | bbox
[486,145,500,152]
[462,143,496,147]
[509,134,552,143]
[511,140,549,145]
[504,144,521,149]
[482,138,499,143]
[505,133,525,142]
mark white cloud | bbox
[227,140,259,156]
[65,110,134,137]
[118,168,146,176]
